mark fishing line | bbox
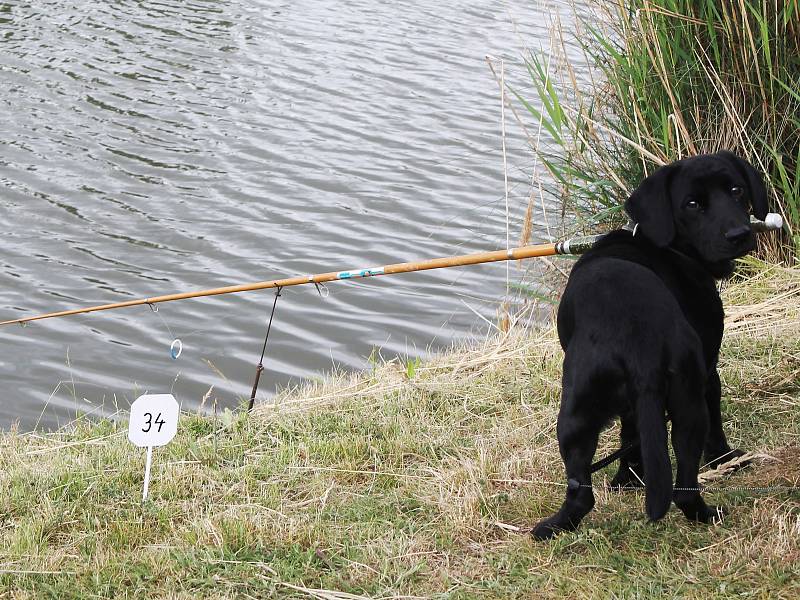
[313,282,330,298]
[146,303,218,361]
[148,302,183,360]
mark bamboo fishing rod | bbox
[0,214,783,328]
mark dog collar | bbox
[623,220,639,237]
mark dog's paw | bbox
[700,504,726,524]
[705,448,750,471]
[684,504,726,524]
[531,518,569,541]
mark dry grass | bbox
[0,264,799,598]
[722,257,800,338]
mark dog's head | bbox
[624,152,768,273]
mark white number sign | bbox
[128,394,179,448]
[128,393,180,502]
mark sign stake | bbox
[143,445,153,503]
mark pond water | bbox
[0,0,589,429]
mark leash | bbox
[569,478,800,494]
[579,450,800,494]
[590,440,641,473]
[585,442,800,494]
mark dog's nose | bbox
[724,225,752,243]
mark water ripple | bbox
[0,0,590,429]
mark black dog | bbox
[532,151,768,540]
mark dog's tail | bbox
[638,395,672,521]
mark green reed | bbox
[522,0,799,260]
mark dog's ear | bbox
[624,163,680,247]
[716,150,769,219]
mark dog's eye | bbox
[731,186,744,199]
[685,198,700,210]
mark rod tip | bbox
[764,213,783,230]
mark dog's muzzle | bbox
[724,225,752,244]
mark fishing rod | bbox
[0,214,783,328]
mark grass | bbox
[517,0,800,260]
[3,4,797,598]
[1,261,798,599]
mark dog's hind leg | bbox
[532,407,601,540]
[610,411,645,490]
[668,371,724,523]
[532,361,605,540]
[703,370,749,470]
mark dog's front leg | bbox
[703,369,749,469]
[670,377,724,523]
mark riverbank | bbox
[1,259,799,599]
